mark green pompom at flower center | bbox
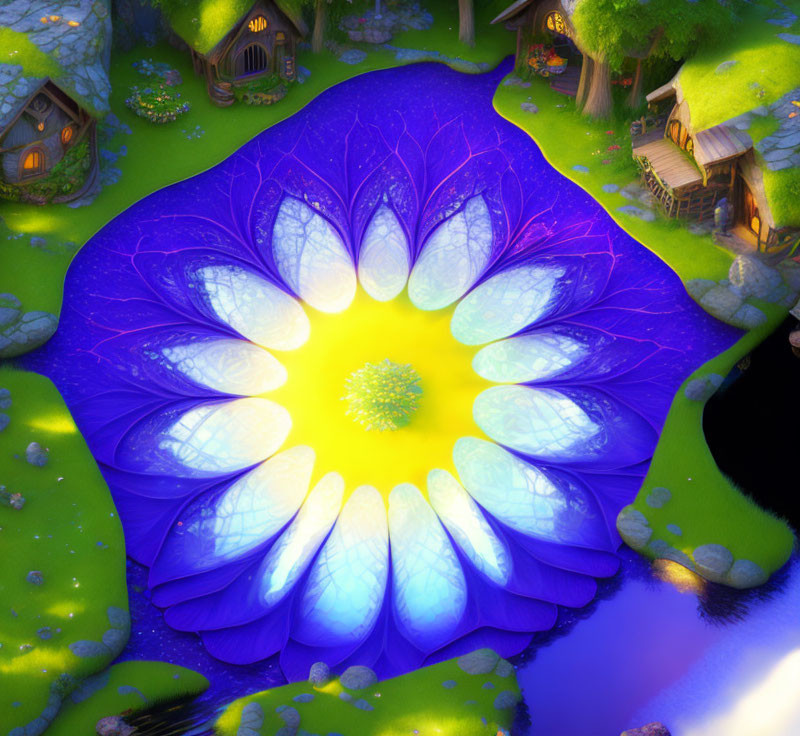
[343,359,422,431]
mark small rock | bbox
[645,487,671,508]
[616,508,652,550]
[481,681,495,689]
[602,183,619,193]
[277,705,300,730]
[520,102,538,113]
[353,698,374,711]
[338,692,353,702]
[96,716,136,736]
[693,543,734,582]
[728,255,782,299]
[26,442,49,467]
[240,701,264,729]
[572,164,589,173]
[730,304,767,330]
[293,693,314,703]
[102,627,128,654]
[726,559,768,588]
[37,627,53,640]
[26,570,44,585]
[29,236,47,249]
[685,278,716,300]
[715,60,738,75]
[69,640,111,658]
[308,661,331,687]
[442,680,457,688]
[666,524,682,536]
[699,285,743,321]
[494,659,514,678]
[457,648,500,675]
[493,690,520,710]
[617,204,656,222]
[0,414,9,432]
[620,722,671,736]
[107,606,130,629]
[684,373,724,401]
[340,665,378,690]
[338,49,367,65]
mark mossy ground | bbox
[214,656,519,736]
[0,367,127,732]
[678,0,800,227]
[0,27,62,78]
[494,71,794,574]
[47,660,209,736]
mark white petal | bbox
[451,264,564,345]
[388,483,467,646]
[159,397,290,474]
[272,197,356,313]
[208,446,315,561]
[258,472,344,607]
[472,333,586,384]
[298,486,388,645]
[358,206,410,301]
[162,339,287,395]
[473,386,599,460]
[197,265,309,351]
[408,196,493,310]
[455,437,565,540]
[427,469,511,585]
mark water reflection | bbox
[514,550,800,736]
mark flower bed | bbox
[125,84,190,124]
[235,74,288,106]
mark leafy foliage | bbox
[125,83,191,123]
[573,0,746,70]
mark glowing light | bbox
[652,559,706,594]
[67,20,80,27]
[27,414,77,434]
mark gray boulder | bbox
[239,702,264,730]
[616,507,652,550]
[457,648,500,675]
[520,102,538,113]
[340,665,377,691]
[26,441,49,467]
[645,487,671,508]
[0,306,58,358]
[730,304,767,330]
[726,559,768,588]
[493,690,520,710]
[699,285,743,321]
[729,255,782,299]
[684,374,724,401]
[693,543,734,582]
[308,661,331,687]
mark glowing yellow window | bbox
[545,11,567,34]
[248,15,268,32]
[22,149,44,176]
[61,125,75,145]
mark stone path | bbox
[754,87,800,171]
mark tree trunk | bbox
[312,0,326,53]
[459,0,475,46]
[575,54,594,111]
[582,55,613,118]
[625,58,644,110]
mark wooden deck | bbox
[632,137,703,192]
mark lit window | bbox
[61,125,75,145]
[37,121,45,132]
[750,214,761,236]
[248,15,268,32]
[22,148,44,177]
[545,12,567,35]
[684,137,694,155]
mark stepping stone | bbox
[572,164,589,173]
[602,183,619,193]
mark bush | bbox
[235,74,289,105]
[125,83,190,123]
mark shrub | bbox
[125,83,190,123]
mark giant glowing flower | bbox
[30,61,738,679]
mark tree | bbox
[459,0,475,46]
[571,0,745,118]
[312,0,327,52]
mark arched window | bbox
[684,136,694,156]
[668,119,682,146]
[61,125,75,146]
[248,15,268,32]
[20,148,45,178]
[545,11,567,35]
[237,43,268,76]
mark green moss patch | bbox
[47,661,209,735]
[215,652,520,736]
[679,1,800,132]
[0,368,127,732]
[0,27,62,79]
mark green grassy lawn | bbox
[0,367,128,733]
[215,654,519,736]
[679,0,800,132]
[493,74,794,573]
[47,661,209,736]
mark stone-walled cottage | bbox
[167,0,307,106]
[0,0,112,204]
[635,77,800,257]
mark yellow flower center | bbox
[269,290,490,501]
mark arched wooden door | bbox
[20,147,45,179]
[236,43,269,77]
